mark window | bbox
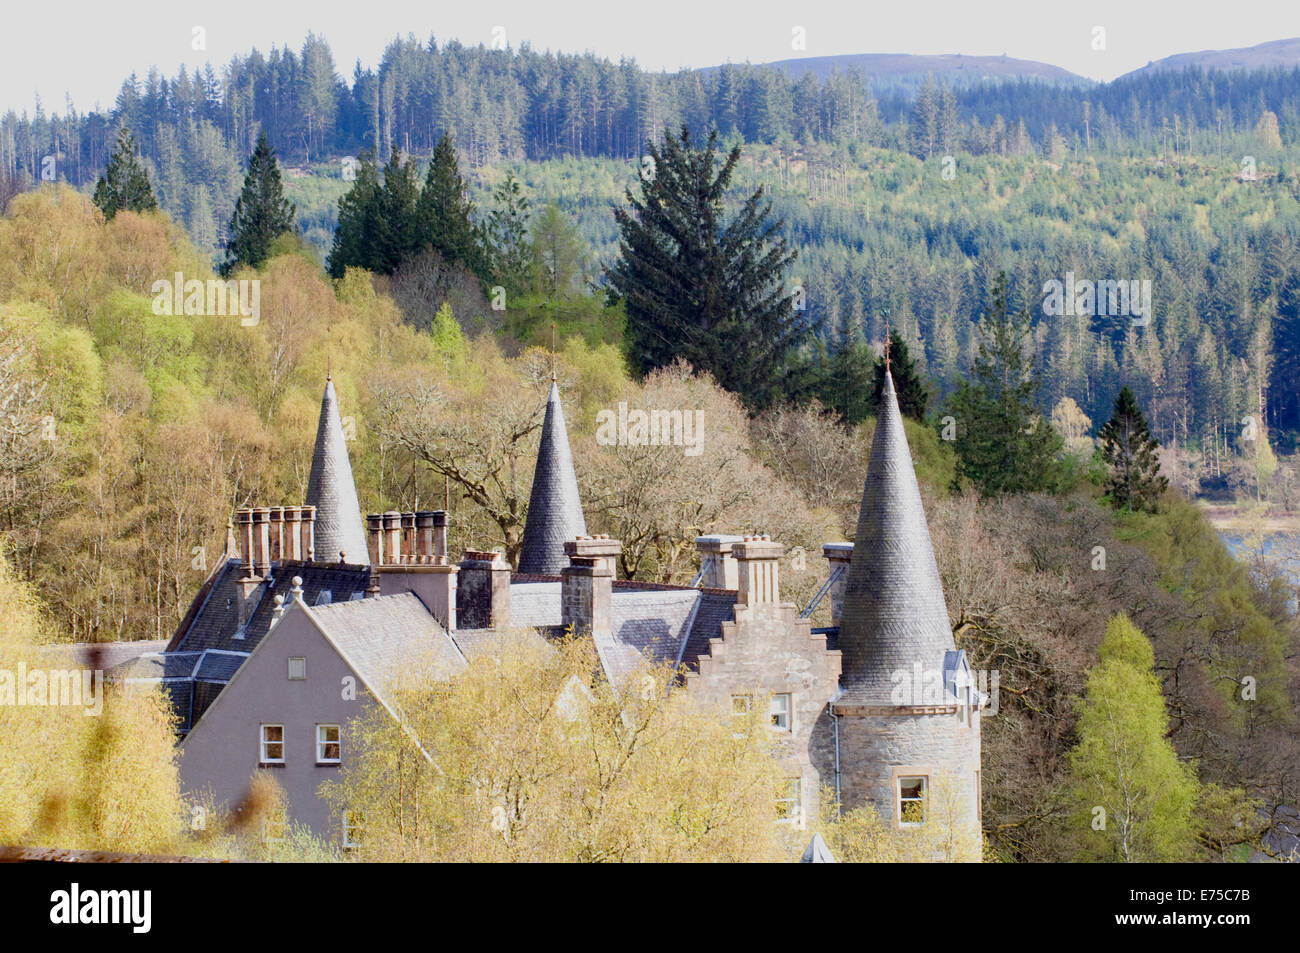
[898,775,927,826]
[260,724,284,763]
[770,693,791,731]
[315,590,333,606]
[730,694,753,716]
[261,809,286,844]
[287,657,307,680]
[776,778,801,822]
[317,724,341,764]
[343,810,364,849]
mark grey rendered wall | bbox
[178,608,375,844]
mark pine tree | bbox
[377,146,420,273]
[1098,386,1169,513]
[605,125,803,411]
[487,171,533,296]
[873,329,932,421]
[1069,615,1198,862]
[222,131,295,275]
[92,127,157,221]
[416,133,486,279]
[944,272,1062,496]
[327,151,383,278]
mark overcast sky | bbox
[5,0,1300,113]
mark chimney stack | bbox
[299,505,316,562]
[821,543,853,627]
[694,535,743,589]
[457,551,512,629]
[561,537,620,636]
[564,535,621,578]
[383,511,403,565]
[733,535,784,607]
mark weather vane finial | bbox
[550,321,557,382]
[884,318,891,374]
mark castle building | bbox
[113,369,982,856]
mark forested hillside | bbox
[5,35,1300,461]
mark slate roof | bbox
[800,833,837,863]
[305,378,369,565]
[39,639,170,670]
[517,381,586,575]
[311,593,468,704]
[168,559,371,655]
[836,369,955,705]
[133,559,369,732]
[500,576,736,686]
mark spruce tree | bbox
[605,125,803,411]
[944,273,1062,496]
[487,171,533,295]
[222,131,295,275]
[327,151,383,277]
[872,329,932,421]
[92,127,157,221]
[1098,386,1169,513]
[378,146,420,273]
[416,133,486,279]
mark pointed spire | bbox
[836,369,954,704]
[305,377,369,566]
[518,380,586,575]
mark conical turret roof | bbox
[518,381,586,575]
[305,377,369,565]
[836,370,953,704]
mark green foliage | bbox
[944,273,1064,496]
[430,301,466,361]
[416,133,488,279]
[92,127,157,221]
[1098,386,1168,513]
[1068,614,1199,862]
[487,171,533,295]
[606,125,803,411]
[222,131,295,275]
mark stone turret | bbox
[518,380,586,575]
[830,369,982,858]
[305,375,369,566]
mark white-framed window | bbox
[287,657,307,680]
[730,694,753,716]
[776,778,801,822]
[261,809,286,844]
[315,590,333,606]
[898,775,927,826]
[343,810,364,849]
[317,724,341,764]
[260,724,284,763]
[770,693,792,731]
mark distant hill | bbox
[704,52,1092,89]
[1119,37,1300,79]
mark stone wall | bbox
[831,703,982,857]
[684,602,841,828]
